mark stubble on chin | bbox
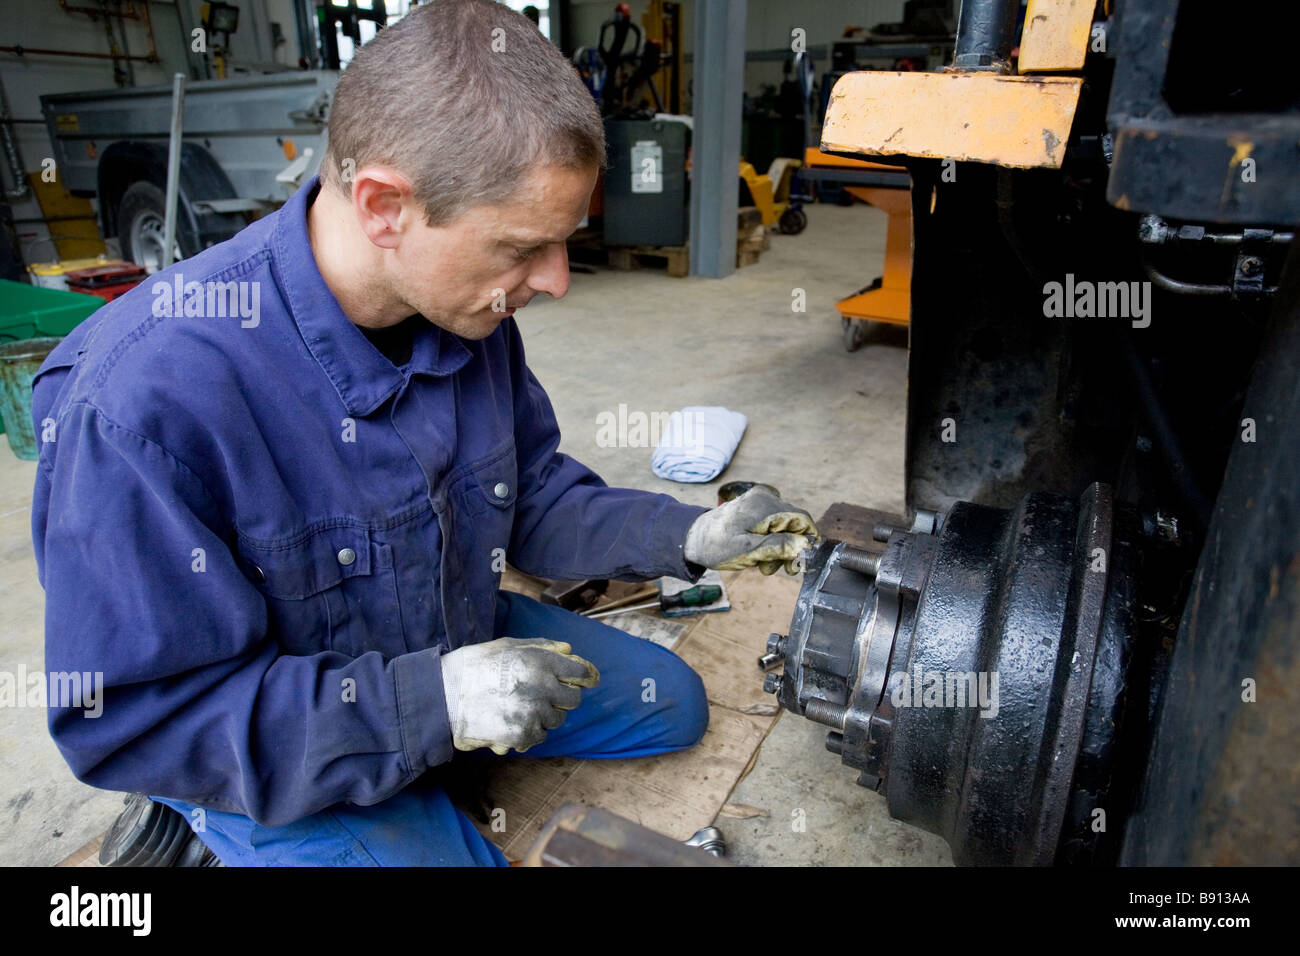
[419,308,506,341]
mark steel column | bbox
[688,0,745,278]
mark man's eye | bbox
[515,245,544,260]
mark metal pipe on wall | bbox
[5,0,162,67]
[161,72,186,269]
[0,45,157,63]
[3,0,160,66]
[0,74,31,202]
[293,0,320,69]
[59,0,143,19]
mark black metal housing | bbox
[1120,247,1300,865]
[951,0,1019,73]
[1106,0,1300,226]
[772,485,1152,865]
[772,0,1299,867]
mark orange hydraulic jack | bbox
[804,147,912,351]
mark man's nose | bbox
[526,242,570,300]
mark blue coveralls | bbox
[30,176,711,865]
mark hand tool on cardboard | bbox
[588,584,722,619]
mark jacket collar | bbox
[271,176,473,416]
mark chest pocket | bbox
[237,524,408,660]
[453,441,517,555]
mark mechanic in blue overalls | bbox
[30,0,815,866]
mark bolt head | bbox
[1154,511,1181,544]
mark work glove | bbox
[683,487,819,575]
[441,637,600,755]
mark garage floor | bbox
[0,199,950,865]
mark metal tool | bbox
[757,632,786,671]
[717,480,780,504]
[540,578,608,612]
[588,584,722,619]
[522,805,729,867]
[683,826,726,857]
[579,586,657,617]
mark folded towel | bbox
[651,406,748,483]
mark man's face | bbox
[391,163,597,339]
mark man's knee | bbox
[653,654,709,749]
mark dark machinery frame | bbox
[766,0,1299,865]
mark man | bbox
[30,0,816,866]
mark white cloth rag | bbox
[651,406,748,483]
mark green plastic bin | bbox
[0,337,63,460]
[0,279,103,437]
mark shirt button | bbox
[337,548,357,566]
[252,565,266,583]
[493,482,510,499]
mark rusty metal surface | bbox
[821,72,1083,169]
[1018,0,1095,73]
[817,502,905,550]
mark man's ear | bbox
[352,167,415,250]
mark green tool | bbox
[589,584,723,619]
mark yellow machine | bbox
[814,0,1095,350]
[739,158,806,234]
[802,147,911,348]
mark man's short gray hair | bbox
[323,0,606,225]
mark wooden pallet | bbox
[736,227,770,269]
[605,206,772,277]
[607,243,691,277]
[736,204,770,269]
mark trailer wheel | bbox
[118,182,188,272]
[778,207,807,235]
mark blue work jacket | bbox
[30,177,707,828]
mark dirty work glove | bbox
[684,487,819,575]
[441,637,600,755]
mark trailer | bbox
[41,70,337,271]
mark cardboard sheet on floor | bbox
[479,567,800,859]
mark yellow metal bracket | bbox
[1019,0,1096,73]
[821,71,1083,169]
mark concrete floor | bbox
[0,199,949,865]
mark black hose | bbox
[1121,339,1214,531]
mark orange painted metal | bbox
[837,186,912,326]
[803,148,912,327]
[1018,0,1095,73]
[821,71,1083,169]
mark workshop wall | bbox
[0,1,294,264]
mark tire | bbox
[842,315,871,352]
[118,181,190,272]
[778,207,808,235]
